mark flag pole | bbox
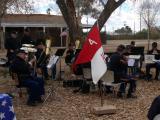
[96,21,104,107]
[99,80,104,107]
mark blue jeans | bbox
[21,77,45,102]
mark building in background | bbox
[1,14,75,48]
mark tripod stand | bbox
[55,48,66,81]
[43,48,65,104]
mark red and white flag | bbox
[75,24,107,84]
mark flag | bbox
[75,24,107,84]
[0,94,16,120]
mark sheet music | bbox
[47,55,59,69]
[153,59,160,63]
[144,55,155,64]
[128,59,135,67]
[128,55,141,59]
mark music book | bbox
[128,55,141,59]
[47,55,59,69]
[144,55,155,64]
[128,59,135,67]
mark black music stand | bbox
[55,48,66,81]
[43,49,65,104]
[130,46,144,55]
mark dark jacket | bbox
[21,35,35,46]
[5,37,20,57]
[108,52,123,71]
[11,56,32,85]
[65,49,75,64]
[35,48,47,67]
[148,49,160,54]
[148,96,160,120]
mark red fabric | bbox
[75,25,102,65]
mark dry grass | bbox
[0,73,159,120]
[1,40,160,120]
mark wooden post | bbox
[92,80,117,115]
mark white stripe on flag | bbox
[91,47,107,84]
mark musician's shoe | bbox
[127,94,137,98]
[45,77,50,80]
[145,74,152,81]
[154,76,159,80]
[117,92,124,98]
[36,98,44,103]
[27,101,37,106]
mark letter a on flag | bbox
[74,24,107,84]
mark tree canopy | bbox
[0,0,34,24]
[115,25,132,35]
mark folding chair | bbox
[9,72,27,98]
[101,70,121,97]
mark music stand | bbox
[75,49,81,55]
[130,46,144,55]
[43,49,65,104]
[55,48,66,81]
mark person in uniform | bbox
[11,49,45,106]
[21,28,35,46]
[5,31,20,66]
[146,42,160,80]
[35,40,49,80]
[108,45,136,98]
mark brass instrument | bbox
[75,39,80,49]
[45,39,52,55]
[37,39,52,67]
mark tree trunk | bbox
[56,0,83,44]
[94,0,126,30]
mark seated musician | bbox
[146,42,160,80]
[35,40,49,80]
[65,43,76,77]
[130,41,136,50]
[11,49,45,106]
[65,43,75,65]
[108,45,136,98]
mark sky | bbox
[33,0,160,33]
